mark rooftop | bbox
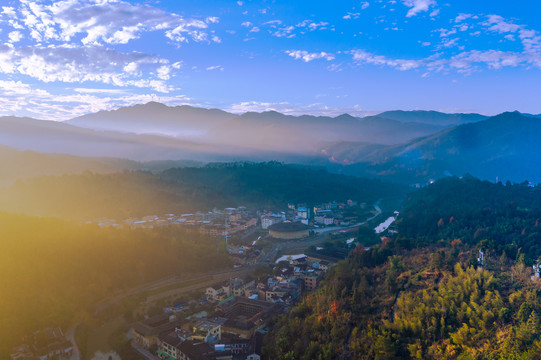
[132,313,184,337]
[268,221,309,233]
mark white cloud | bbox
[0,79,183,120]
[438,28,457,37]
[157,65,171,80]
[263,20,282,27]
[226,101,369,117]
[441,38,459,48]
[296,20,329,31]
[165,19,211,43]
[483,15,521,34]
[8,31,23,43]
[206,65,224,71]
[273,26,295,38]
[269,19,332,38]
[327,63,342,72]
[505,34,515,41]
[5,0,218,46]
[2,6,16,18]
[449,50,522,72]
[455,13,472,23]
[343,12,361,20]
[0,87,193,120]
[0,0,226,97]
[73,88,127,94]
[123,62,139,74]
[0,44,173,92]
[350,44,541,75]
[286,50,335,62]
[361,2,370,10]
[402,0,436,17]
[351,50,423,70]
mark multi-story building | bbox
[303,271,323,291]
[192,319,224,343]
[261,214,283,229]
[132,313,185,349]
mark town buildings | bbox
[10,328,73,360]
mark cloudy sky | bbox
[0,0,540,119]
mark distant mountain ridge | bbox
[377,110,487,126]
[67,102,236,137]
[2,102,541,183]
[64,102,487,153]
[0,114,249,162]
[330,112,541,183]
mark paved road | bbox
[66,323,81,360]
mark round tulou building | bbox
[268,221,309,240]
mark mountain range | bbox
[0,102,540,184]
[328,111,541,183]
[66,102,480,152]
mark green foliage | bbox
[397,176,541,261]
[264,176,541,359]
[0,212,229,356]
[0,162,407,220]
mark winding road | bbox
[66,323,81,360]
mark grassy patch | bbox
[139,276,213,298]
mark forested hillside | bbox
[0,212,230,357]
[398,176,541,260]
[265,176,541,359]
[0,162,406,220]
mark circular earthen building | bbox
[268,222,310,240]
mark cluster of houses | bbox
[131,253,335,360]
[92,200,370,244]
[261,200,367,233]
[131,296,277,360]
[267,255,331,296]
[312,200,367,227]
[206,255,331,307]
[92,207,259,236]
[10,327,73,360]
[226,246,262,267]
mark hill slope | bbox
[377,110,487,126]
[328,112,541,183]
[65,102,458,152]
[265,176,541,359]
[0,145,140,185]
[0,115,249,161]
[0,162,407,220]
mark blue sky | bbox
[0,0,540,119]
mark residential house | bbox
[132,313,184,349]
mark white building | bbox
[261,214,283,229]
[297,207,309,220]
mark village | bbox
[123,199,376,360]
[130,252,332,360]
[10,199,387,360]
